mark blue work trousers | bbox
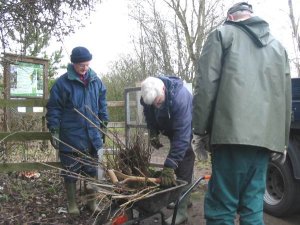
[59,148,98,183]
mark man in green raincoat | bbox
[192,2,291,225]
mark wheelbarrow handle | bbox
[171,175,211,225]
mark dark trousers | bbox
[205,145,270,225]
[59,149,98,183]
[175,146,195,184]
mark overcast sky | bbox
[55,0,132,74]
[53,0,300,76]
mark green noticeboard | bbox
[10,62,44,98]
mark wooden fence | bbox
[0,99,127,173]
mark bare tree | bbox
[0,0,101,56]
[165,0,224,81]
[288,0,300,76]
[130,0,224,82]
[130,0,173,78]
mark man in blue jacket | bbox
[140,76,195,225]
[46,46,109,215]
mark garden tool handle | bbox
[121,176,161,184]
[204,175,211,180]
[107,169,161,184]
[107,170,119,184]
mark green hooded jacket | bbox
[193,16,291,153]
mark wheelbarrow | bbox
[97,171,210,225]
[92,170,186,224]
[107,180,188,225]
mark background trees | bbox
[0,0,299,101]
[0,0,101,82]
[128,0,224,83]
[0,0,101,55]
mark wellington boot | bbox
[164,193,191,225]
[65,182,80,215]
[86,188,101,212]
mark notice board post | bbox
[2,53,49,131]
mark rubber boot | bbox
[86,188,101,212]
[164,193,191,225]
[65,182,80,215]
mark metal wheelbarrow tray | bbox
[131,179,188,214]
[119,176,210,225]
[98,175,210,225]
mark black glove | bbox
[160,167,176,188]
[100,121,108,144]
[192,133,210,161]
[50,128,59,149]
[149,130,163,149]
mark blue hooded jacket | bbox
[46,64,109,153]
[141,76,193,169]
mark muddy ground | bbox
[1,134,300,225]
[1,162,300,225]
[0,163,300,225]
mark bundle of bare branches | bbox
[47,107,163,223]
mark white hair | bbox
[141,77,164,105]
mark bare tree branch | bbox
[0,0,101,55]
[288,0,300,76]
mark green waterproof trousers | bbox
[204,145,270,225]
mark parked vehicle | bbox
[264,77,300,217]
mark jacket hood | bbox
[225,16,273,47]
[158,75,183,99]
[157,76,183,116]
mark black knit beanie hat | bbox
[70,46,92,63]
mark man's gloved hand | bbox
[192,134,210,161]
[271,149,287,165]
[50,128,59,149]
[150,131,163,149]
[100,121,108,144]
[160,167,176,188]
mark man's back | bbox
[194,16,291,152]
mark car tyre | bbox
[264,157,300,217]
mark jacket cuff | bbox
[50,127,59,133]
[164,157,178,169]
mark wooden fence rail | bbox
[0,99,127,173]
